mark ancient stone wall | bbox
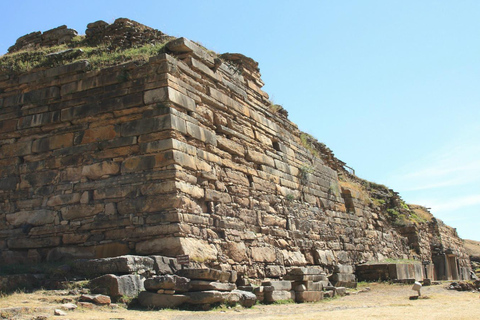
[0,23,471,280]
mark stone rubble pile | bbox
[8,18,170,53]
[138,267,256,309]
[80,255,353,309]
[448,280,480,292]
[8,25,78,53]
[85,18,171,49]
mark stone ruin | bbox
[0,19,472,291]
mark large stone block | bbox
[334,264,354,274]
[90,274,144,298]
[138,291,189,309]
[144,275,190,293]
[6,209,56,227]
[189,280,236,292]
[293,281,323,292]
[166,37,215,67]
[261,280,292,291]
[74,255,155,276]
[281,250,307,266]
[144,87,196,112]
[251,247,277,263]
[264,290,295,303]
[176,268,230,282]
[151,255,180,275]
[185,290,225,305]
[60,204,104,220]
[136,238,218,263]
[295,290,323,303]
[82,161,120,180]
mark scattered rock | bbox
[54,308,67,316]
[60,303,77,310]
[79,294,111,305]
[90,274,145,298]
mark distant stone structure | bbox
[0,19,471,281]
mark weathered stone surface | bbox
[189,280,236,292]
[295,290,323,303]
[89,274,144,298]
[144,275,190,293]
[264,290,295,303]
[334,264,354,274]
[293,281,322,292]
[74,255,154,275]
[136,238,218,262]
[261,280,292,291]
[185,290,225,305]
[6,210,56,227]
[335,287,347,297]
[138,291,189,309]
[79,294,111,305]
[82,161,120,179]
[151,255,180,275]
[251,247,277,263]
[176,268,230,282]
[226,290,257,308]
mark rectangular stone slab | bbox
[176,268,230,282]
[188,280,236,292]
[138,291,189,309]
[295,290,323,303]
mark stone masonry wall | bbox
[0,28,470,279]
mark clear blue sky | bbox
[2,1,479,240]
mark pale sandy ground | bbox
[1,282,479,320]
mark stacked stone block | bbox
[138,267,255,309]
[329,264,356,288]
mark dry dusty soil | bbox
[1,282,479,320]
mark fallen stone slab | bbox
[293,281,322,292]
[74,255,154,276]
[189,280,236,291]
[138,291,189,309]
[231,289,257,307]
[79,294,111,305]
[90,274,145,298]
[60,303,77,311]
[176,268,230,282]
[185,290,225,304]
[144,275,190,293]
[262,280,292,291]
[264,290,295,303]
[335,287,347,297]
[295,290,323,303]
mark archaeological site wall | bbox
[0,20,471,280]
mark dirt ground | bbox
[1,282,479,320]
